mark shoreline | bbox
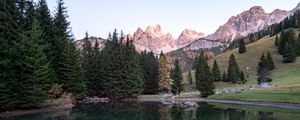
[0,104,75,118]
[2,98,300,118]
[138,98,300,110]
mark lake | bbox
[3,102,300,120]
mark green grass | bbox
[208,91,300,103]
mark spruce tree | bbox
[91,40,103,96]
[187,71,193,85]
[122,40,144,97]
[20,19,50,107]
[275,35,280,46]
[240,71,246,84]
[0,0,21,110]
[139,51,159,94]
[222,72,228,82]
[296,33,300,55]
[227,54,240,83]
[211,60,221,82]
[170,59,183,95]
[266,52,275,70]
[81,32,95,96]
[53,0,86,100]
[239,39,246,54]
[283,43,296,63]
[36,0,57,82]
[195,52,215,98]
[158,51,171,93]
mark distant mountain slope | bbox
[125,24,204,54]
[207,3,300,42]
[207,29,300,84]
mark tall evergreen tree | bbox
[121,40,144,97]
[36,0,56,82]
[283,43,296,63]
[170,59,183,95]
[187,71,193,85]
[295,33,300,55]
[266,52,275,70]
[195,52,215,98]
[158,51,171,93]
[238,39,246,54]
[227,54,240,83]
[91,40,104,96]
[139,51,159,94]
[240,71,246,84]
[19,19,50,107]
[211,60,221,82]
[53,0,86,100]
[275,35,280,46]
[222,72,228,82]
[81,32,95,96]
[0,0,21,110]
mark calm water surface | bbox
[3,102,300,120]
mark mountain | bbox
[126,24,204,54]
[127,24,176,54]
[176,29,205,48]
[206,4,299,42]
[75,37,106,50]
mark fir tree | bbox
[283,43,296,63]
[170,59,183,95]
[158,51,171,93]
[211,60,221,82]
[187,71,193,85]
[238,39,246,54]
[139,51,159,94]
[227,54,240,83]
[36,0,57,83]
[275,35,280,46]
[91,40,103,96]
[19,19,50,107]
[195,52,215,98]
[81,32,95,96]
[122,40,144,97]
[0,0,21,110]
[222,72,228,82]
[53,0,86,100]
[240,71,246,84]
[296,33,300,55]
[266,52,275,70]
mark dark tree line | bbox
[0,0,84,110]
[81,30,145,99]
[276,29,300,63]
[139,51,160,94]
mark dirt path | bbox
[139,98,300,110]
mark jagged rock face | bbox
[176,29,205,48]
[182,38,221,51]
[128,25,203,54]
[75,37,106,50]
[130,24,176,54]
[207,6,294,42]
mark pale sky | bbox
[43,0,300,39]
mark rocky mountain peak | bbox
[145,24,162,35]
[249,6,265,14]
[207,5,294,42]
[155,24,161,33]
